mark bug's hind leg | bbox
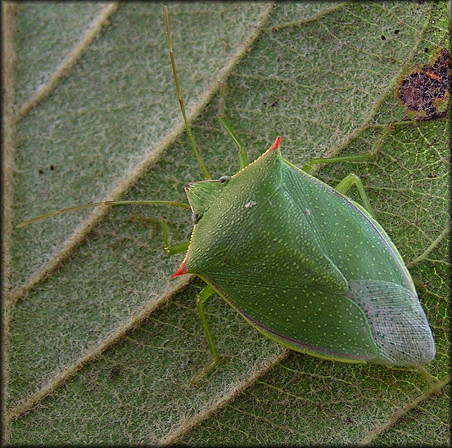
[191,284,220,385]
[129,215,189,255]
[217,82,249,170]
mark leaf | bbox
[4,2,449,444]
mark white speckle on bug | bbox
[245,200,257,209]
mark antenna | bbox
[16,7,207,228]
[163,6,211,180]
[16,200,190,228]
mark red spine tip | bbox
[269,136,281,152]
[171,261,187,279]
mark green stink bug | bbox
[171,135,435,372]
[16,6,436,385]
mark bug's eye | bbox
[219,175,230,184]
[191,212,200,223]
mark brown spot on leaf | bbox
[398,47,451,119]
[109,367,119,379]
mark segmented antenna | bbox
[16,7,208,229]
[163,6,211,180]
[16,200,190,228]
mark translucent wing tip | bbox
[346,280,436,366]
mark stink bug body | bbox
[172,137,435,368]
[17,6,436,383]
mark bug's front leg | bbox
[217,81,249,170]
[191,284,220,385]
[129,215,189,255]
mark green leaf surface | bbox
[13,2,106,107]
[4,2,449,445]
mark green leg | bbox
[334,173,375,218]
[217,82,249,170]
[297,153,375,217]
[129,215,189,255]
[415,365,439,385]
[407,223,450,268]
[159,218,190,255]
[191,284,220,385]
[301,153,372,174]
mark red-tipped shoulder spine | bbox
[269,136,281,152]
[171,261,187,279]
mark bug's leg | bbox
[217,82,249,170]
[415,365,439,385]
[191,284,220,385]
[159,218,190,255]
[301,124,391,174]
[296,153,376,216]
[301,153,372,174]
[334,173,375,218]
[407,223,450,268]
[218,115,248,170]
[129,215,189,255]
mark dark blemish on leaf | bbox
[380,35,386,41]
[398,47,451,120]
[400,408,422,423]
[50,165,55,171]
[394,29,399,35]
[424,48,429,53]
[109,367,119,379]
[38,169,44,175]
[264,97,284,109]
